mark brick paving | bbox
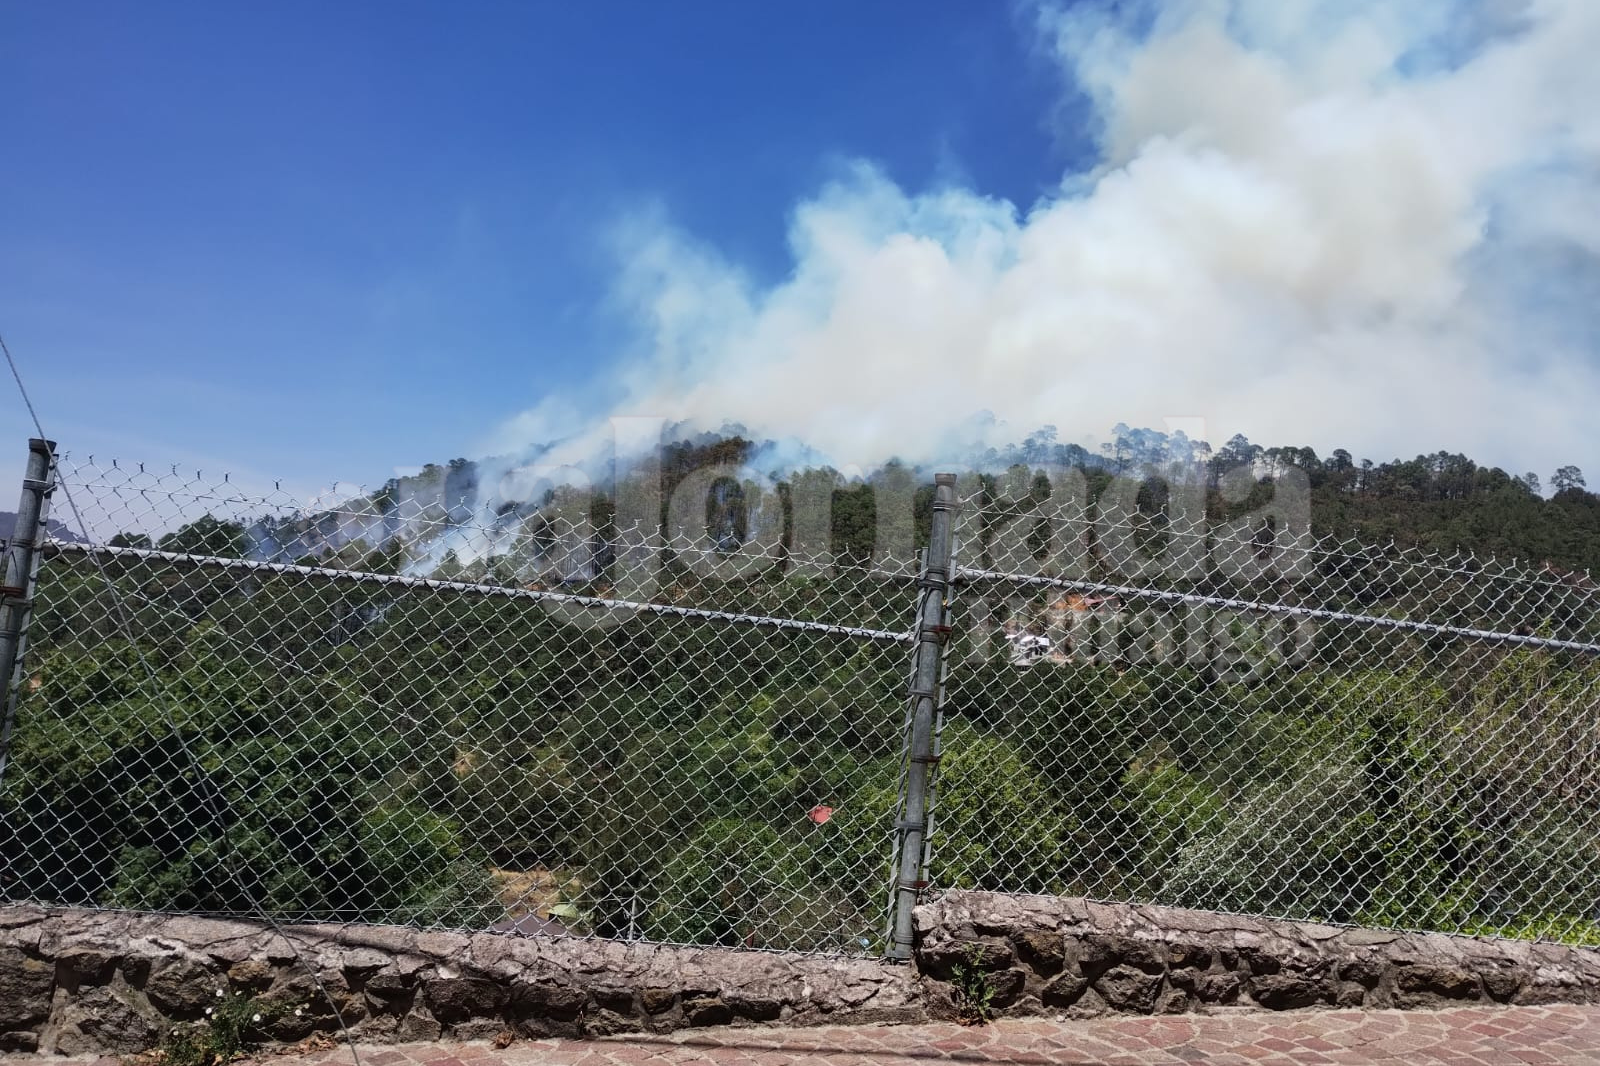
[37,1005,1598,1066]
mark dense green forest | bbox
[971,427,1600,575]
[236,430,1600,579]
[3,433,1598,951]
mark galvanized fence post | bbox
[0,438,58,787]
[887,472,957,960]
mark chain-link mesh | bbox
[9,454,1600,954]
[2,455,919,954]
[933,473,1600,945]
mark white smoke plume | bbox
[494,0,1600,480]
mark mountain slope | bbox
[0,510,86,545]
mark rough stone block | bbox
[1080,935,1166,976]
[1011,930,1066,974]
[1194,972,1242,1004]
[339,948,394,978]
[584,1008,643,1036]
[1250,974,1328,1010]
[0,1031,39,1053]
[1395,964,1480,1001]
[640,987,677,1014]
[396,1006,442,1041]
[1040,972,1089,1007]
[50,986,159,1054]
[56,946,118,987]
[1335,981,1367,1008]
[1154,987,1190,1014]
[684,996,733,1026]
[1093,965,1163,1013]
[1238,946,1281,975]
[1167,942,1211,970]
[225,958,275,991]
[728,992,782,1021]
[1482,967,1524,1002]
[590,983,636,1015]
[918,936,1015,978]
[143,956,221,1016]
[509,980,585,1020]
[986,967,1028,1007]
[0,949,54,1028]
[1338,957,1384,987]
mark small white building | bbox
[1005,630,1053,666]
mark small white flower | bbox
[204,1007,214,1017]
[252,1013,262,1023]
[215,988,225,997]
[235,991,242,997]
[294,1008,303,1017]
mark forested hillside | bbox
[3,431,1598,952]
[271,431,1600,578]
[971,429,1598,575]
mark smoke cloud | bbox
[496,0,1600,479]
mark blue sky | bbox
[1,1,1079,494]
[5,0,1598,507]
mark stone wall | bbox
[4,894,1599,1055]
[0,905,916,1055]
[914,892,1600,1020]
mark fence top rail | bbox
[45,538,918,644]
[954,565,1600,656]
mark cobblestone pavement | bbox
[34,1005,1600,1066]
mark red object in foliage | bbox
[807,805,834,825]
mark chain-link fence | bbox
[4,447,1600,955]
[1,449,927,955]
[933,468,1600,945]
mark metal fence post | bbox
[887,472,957,960]
[0,438,57,787]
